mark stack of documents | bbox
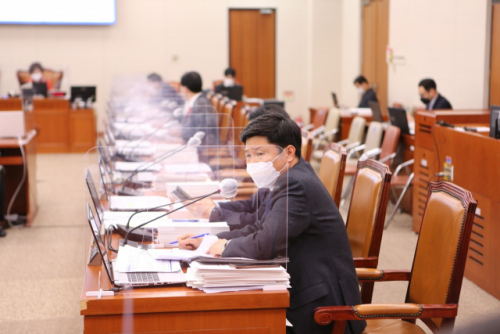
[155,223,229,247]
[185,261,290,293]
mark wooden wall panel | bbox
[490,4,500,106]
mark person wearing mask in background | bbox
[27,62,52,97]
[177,112,366,334]
[353,75,378,108]
[146,73,183,106]
[418,78,452,110]
[214,67,243,101]
[179,71,217,144]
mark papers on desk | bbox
[112,171,154,183]
[109,195,171,211]
[186,261,290,294]
[116,245,181,273]
[149,235,219,260]
[114,161,162,172]
[166,181,219,198]
[349,108,372,116]
[155,224,229,248]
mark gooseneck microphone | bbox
[122,178,238,246]
[119,135,202,194]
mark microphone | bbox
[122,178,238,245]
[118,135,202,195]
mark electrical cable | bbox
[6,136,27,227]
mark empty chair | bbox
[301,107,329,135]
[314,182,477,334]
[310,108,341,162]
[385,159,414,229]
[337,116,366,153]
[317,143,347,207]
[345,159,392,303]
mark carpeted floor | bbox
[0,153,498,333]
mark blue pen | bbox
[172,219,201,222]
[169,233,210,245]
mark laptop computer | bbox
[331,92,339,108]
[368,101,384,123]
[0,111,25,138]
[86,203,186,287]
[388,107,413,135]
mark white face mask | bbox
[223,78,235,87]
[246,151,288,189]
[357,87,365,95]
[31,73,42,82]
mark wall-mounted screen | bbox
[0,0,116,25]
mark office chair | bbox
[317,143,347,208]
[315,182,477,334]
[17,68,63,89]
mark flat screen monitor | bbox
[490,105,500,139]
[0,0,116,25]
[71,86,96,103]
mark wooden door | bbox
[362,0,389,110]
[490,3,500,106]
[229,9,276,99]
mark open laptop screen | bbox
[87,203,114,284]
[85,170,105,222]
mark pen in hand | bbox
[170,233,210,245]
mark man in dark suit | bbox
[146,73,183,106]
[418,78,452,110]
[354,75,378,108]
[178,111,366,334]
[214,67,243,101]
[179,71,218,145]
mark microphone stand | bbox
[122,189,220,246]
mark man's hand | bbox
[186,198,215,218]
[207,238,227,258]
[177,234,203,250]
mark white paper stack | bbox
[156,222,229,247]
[115,245,181,273]
[186,261,290,293]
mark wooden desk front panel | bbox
[33,100,69,153]
[69,109,97,152]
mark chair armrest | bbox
[379,152,396,164]
[353,256,378,268]
[360,147,382,161]
[313,128,339,150]
[394,159,415,176]
[346,144,365,160]
[345,141,361,151]
[302,124,314,131]
[310,125,325,138]
[336,139,349,146]
[356,268,411,282]
[314,304,458,325]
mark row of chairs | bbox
[303,108,414,228]
[315,146,477,333]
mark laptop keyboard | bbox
[126,272,160,283]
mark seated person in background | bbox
[146,73,183,106]
[178,111,366,334]
[27,62,52,97]
[353,75,377,108]
[418,78,452,110]
[179,71,217,144]
[214,67,243,101]
[247,104,290,122]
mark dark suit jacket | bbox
[427,94,452,110]
[180,94,218,145]
[215,158,366,334]
[358,88,378,108]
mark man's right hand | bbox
[177,234,203,250]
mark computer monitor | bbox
[490,105,500,139]
[71,86,96,103]
[218,86,243,101]
[33,82,48,97]
[368,101,384,123]
[263,99,285,109]
[388,107,411,135]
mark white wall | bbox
[0,0,345,130]
[388,0,491,110]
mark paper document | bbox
[114,161,162,172]
[116,245,181,273]
[148,235,218,261]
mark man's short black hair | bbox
[147,73,162,83]
[353,75,368,85]
[241,112,301,158]
[224,67,236,77]
[247,104,290,121]
[29,62,43,74]
[418,78,437,92]
[181,71,203,93]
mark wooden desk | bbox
[412,110,490,233]
[427,126,499,300]
[0,130,38,225]
[0,98,96,153]
[80,234,289,333]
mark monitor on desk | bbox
[218,85,243,101]
[71,86,96,103]
[33,82,48,97]
[490,105,500,139]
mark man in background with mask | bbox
[353,75,377,108]
[214,67,243,101]
[418,78,452,110]
[27,62,52,97]
[177,110,366,334]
